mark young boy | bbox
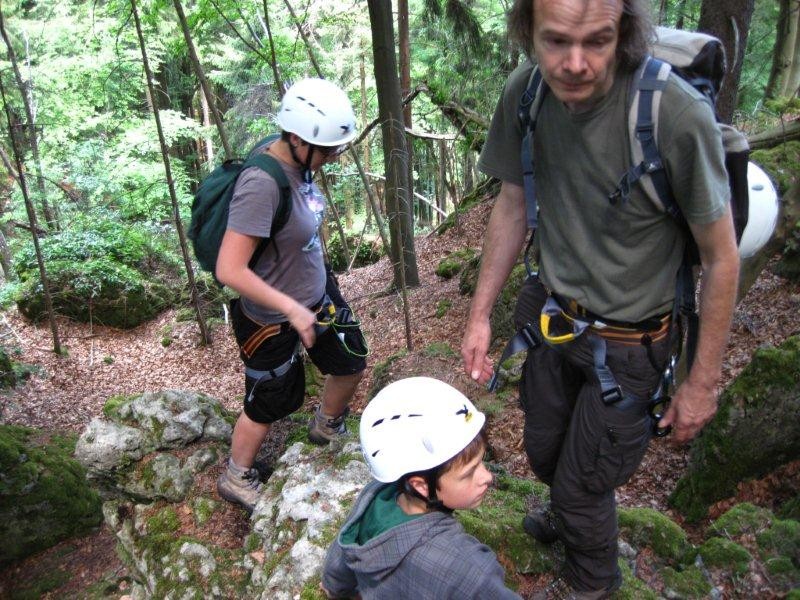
[322,377,521,599]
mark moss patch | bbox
[435,248,477,279]
[367,349,408,399]
[457,474,555,578]
[0,425,102,564]
[660,565,711,599]
[756,518,800,564]
[617,507,691,562]
[192,497,218,527]
[709,502,773,537]
[611,560,658,599]
[779,495,800,521]
[698,537,752,574]
[435,299,452,318]
[422,342,457,358]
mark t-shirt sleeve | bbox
[226,166,280,238]
[660,81,730,225]
[477,63,533,186]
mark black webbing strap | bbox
[487,322,542,392]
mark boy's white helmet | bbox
[739,162,779,258]
[360,377,486,483]
[276,78,357,146]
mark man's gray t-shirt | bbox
[478,61,729,322]
[226,151,326,324]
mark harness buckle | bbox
[601,385,624,405]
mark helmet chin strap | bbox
[402,471,452,514]
[288,138,315,184]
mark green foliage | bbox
[435,248,476,279]
[0,425,102,564]
[756,518,800,564]
[422,342,457,358]
[13,220,182,328]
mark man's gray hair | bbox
[508,0,655,71]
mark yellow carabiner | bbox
[540,312,577,344]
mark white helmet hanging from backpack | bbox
[739,162,779,259]
[276,78,357,147]
[360,377,486,483]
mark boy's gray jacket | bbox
[322,480,521,599]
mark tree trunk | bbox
[130,0,210,345]
[0,9,56,229]
[172,0,232,160]
[698,0,756,123]
[776,0,800,98]
[766,0,793,99]
[282,0,325,78]
[438,138,448,224]
[261,0,284,97]
[0,76,60,353]
[360,52,373,230]
[397,0,415,230]
[368,0,419,288]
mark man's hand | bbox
[461,318,495,384]
[287,302,317,348]
[658,378,718,444]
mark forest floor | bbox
[1,197,799,598]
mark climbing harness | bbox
[647,354,676,437]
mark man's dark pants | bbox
[514,277,669,591]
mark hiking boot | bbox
[308,406,349,445]
[217,461,264,512]
[531,573,621,600]
[523,502,560,544]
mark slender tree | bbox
[261,0,283,97]
[766,0,800,99]
[172,0,232,160]
[398,0,415,226]
[129,0,210,345]
[698,0,756,122]
[368,0,420,290]
[0,5,56,228]
[0,74,60,353]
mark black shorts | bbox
[230,273,366,424]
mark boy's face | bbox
[436,451,493,510]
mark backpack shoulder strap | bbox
[609,56,684,222]
[518,65,547,231]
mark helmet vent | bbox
[371,418,385,427]
[371,450,380,457]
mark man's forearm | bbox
[687,251,740,390]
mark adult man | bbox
[216,79,366,512]
[461,0,740,597]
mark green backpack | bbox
[188,135,292,278]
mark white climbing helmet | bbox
[739,162,779,259]
[276,78,357,146]
[360,377,486,483]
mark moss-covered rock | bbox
[765,555,800,589]
[435,248,477,279]
[698,537,752,574]
[617,507,692,562]
[14,225,182,328]
[0,347,16,388]
[709,502,774,538]
[490,264,528,344]
[0,425,102,564]
[457,474,555,580]
[611,560,658,599]
[756,518,800,564]
[670,336,800,522]
[778,494,800,521]
[660,565,712,599]
[458,253,481,296]
[751,141,800,196]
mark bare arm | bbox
[659,209,740,443]
[461,181,528,383]
[216,229,316,347]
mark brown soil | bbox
[1,197,798,598]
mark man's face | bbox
[532,0,623,113]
